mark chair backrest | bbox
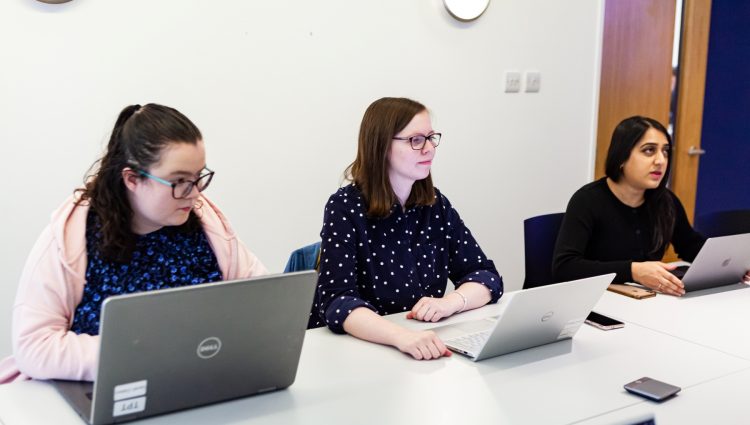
[283,241,322,273]
[523,212,565,289]
[694,209,750,238]
[284,241,324,329]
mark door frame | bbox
[670,0,712,224]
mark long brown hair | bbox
[76,103,203,262]
[605,116,675,255]
[346,97,435,218]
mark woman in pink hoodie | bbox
[0,104,267,383]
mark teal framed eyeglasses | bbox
[138,167,215,199]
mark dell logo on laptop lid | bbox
[197,337,222,359]
[541,311,554,322]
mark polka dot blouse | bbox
[70,211,223,335]
[313,184,503,333]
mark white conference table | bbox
[1,287,750,425]
[575,367,750,425]
[595,283,750,360]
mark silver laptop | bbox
[677,233,750,292]
[433,273,615,361]
[54,270,316,425]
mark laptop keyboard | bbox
[445,330,492,355]
[670,265,690,279]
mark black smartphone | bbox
[585,311,624,330]
[624,377,681,401]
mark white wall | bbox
[0,0,604,357]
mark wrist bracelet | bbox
[454,291,468,313]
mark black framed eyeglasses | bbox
[392,133,442,150]
[138,167,215,199]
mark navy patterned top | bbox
[313,184,503,333]
[71,211,223,335]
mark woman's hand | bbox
[631,261,685,296]
[342,307,451,360]
[406,294,463,322]
[743,270,750,284]
[393,329,452,360]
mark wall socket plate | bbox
[525,71,541,92]
[505,71,521,93]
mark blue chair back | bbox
[694,209,750,238]
[284,241,323,329]
[523,213,565,289]
[284,241,321,273]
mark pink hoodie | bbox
[0,194,267,384]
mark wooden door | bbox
[671,0,712,224]
[596,0,712,261]
[595,0,676,180]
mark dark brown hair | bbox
[605,115,675,255]
[346,97,435,218]
[76,103,203,262]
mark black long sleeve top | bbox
[552,178,706,283]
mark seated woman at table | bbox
[553,115,750,295]
[0,103,267,384]
[313,97,503,360]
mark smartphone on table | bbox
[585,311,624,330]
[624,377,681,401]
[607,284,656,299]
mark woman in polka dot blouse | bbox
[314,97,503,360]
[0,104,267,383]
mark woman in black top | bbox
[553,116,749,296]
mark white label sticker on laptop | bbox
[114,380,147,401]
[113,396,146,417]
[557,318,585,340]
